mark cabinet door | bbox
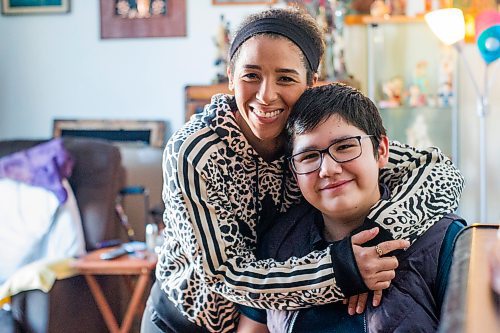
[353,19,459,162]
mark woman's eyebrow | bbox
[242,64,261,70]
[241,65,300,76]
[276,68,300,75]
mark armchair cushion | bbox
[0,178,84,285]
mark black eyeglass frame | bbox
[288,135,375,175]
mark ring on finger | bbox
[375,244,383,257]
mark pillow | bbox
[0,178,85,284]
[0,138,74,204]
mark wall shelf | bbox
[346,14,425,25]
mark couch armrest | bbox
[439,224,500,333]
[63,138,126,250]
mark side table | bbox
[72,247,157,333]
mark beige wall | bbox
[0,1,498,224]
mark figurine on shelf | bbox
[301,1,352,82]
[437,81,454,107]
[379,76,404,108]
[213,14,231,83]
[437,45,455,107]
[330,0,349,80]
[389,0,406,15]
[414,61,429,95]
[316,5,330,80]
[351,0,376,14]
[407,84,426,107]
[370,0,390,17]
[406,113,433,150]
[407,60,429,107]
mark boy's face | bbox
[291,114,389,223]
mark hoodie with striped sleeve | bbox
[154,94,464,332]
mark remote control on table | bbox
[100,246,128,260]
[99,241,147,260]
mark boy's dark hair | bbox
[228,7,325,86]
[286,83,387,155]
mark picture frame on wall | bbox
[100,0,186,39]
[212,0,276,5]
[1,0,70,15]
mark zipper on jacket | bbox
[287,311,300,333]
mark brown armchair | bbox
[0,137,127,333]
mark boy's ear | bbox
[377,136,390,169]
[311,73,319,87]
[227,67,234,91]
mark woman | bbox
[142,7,464,333]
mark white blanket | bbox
[0,178,85,285]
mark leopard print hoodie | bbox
[155,94,464,332]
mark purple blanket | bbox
[0,139,74,203]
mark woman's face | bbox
[228,35,315,142]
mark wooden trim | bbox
[53,119,166,147]
[345,14,424,25]
[185,83,231,122]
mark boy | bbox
[238,83,465,332]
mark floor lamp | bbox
[425,8,500,223]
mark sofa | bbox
[0,137,127,333]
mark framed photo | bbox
[53,119,167,147]
[212,0,276,5]
[100,0,186,39]
[1,0,70,15]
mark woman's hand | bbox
[343,290,383,315]
[351,227,410,290]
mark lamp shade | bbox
[425,8,465,45]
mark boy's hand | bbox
[343,290,383,315]
[351,227,410,290]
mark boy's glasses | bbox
[289,135,374,175]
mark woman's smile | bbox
[250,106,286,123]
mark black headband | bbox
[229,17,320,72]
